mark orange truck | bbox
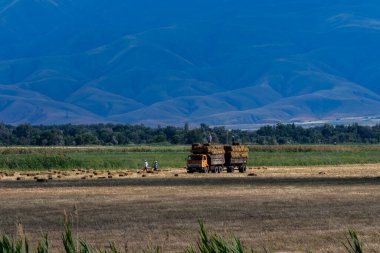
[186,143,248,173]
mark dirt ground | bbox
[1,165,380,252]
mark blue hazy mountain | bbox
[1,0,380,126]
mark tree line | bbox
[0,122,380,146]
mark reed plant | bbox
[185,221,249,253]
[343,230,363,253]
[0,235,29,253]
[0,219,368,253]
[36,235,48,253]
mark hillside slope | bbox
[1,0,380,126]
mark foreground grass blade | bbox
[143,245,161,253]
[24,237,29,253]
[0,235,29,253]
[231,238,244,253]
[342,230,363,253]
[187,221,251,253]
[79,240,92,253]
[0,218,369,253]
[63,214,76,253]
[36,234,48,253]
[108,242,118,253]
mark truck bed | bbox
[208,154,225,165]
[225,156,248,165]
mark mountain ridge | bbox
[1,1,380,127]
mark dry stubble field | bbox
[1,165,380,252]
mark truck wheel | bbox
[239,166,245,173]
[217,167,221,173]
[187,170,194,174]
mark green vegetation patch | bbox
[250,150,380,166]
[0,145,379,171]
[0,146,188,171]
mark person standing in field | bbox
[144,160,148,172]
[207,133,212,144]
[153,161,158,171]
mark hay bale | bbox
[226,151,249,158]
[225,145,249,152]
[192,144,225,154]
[204,145,225,154]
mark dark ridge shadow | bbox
[1,176,380,188]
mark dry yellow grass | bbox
[1,163,380,181]
[0,165,380,252]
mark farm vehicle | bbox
[186,143,249,173]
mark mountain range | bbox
[1,0,380,127]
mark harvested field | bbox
[1,165,380,252]
[1,163,380,181]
